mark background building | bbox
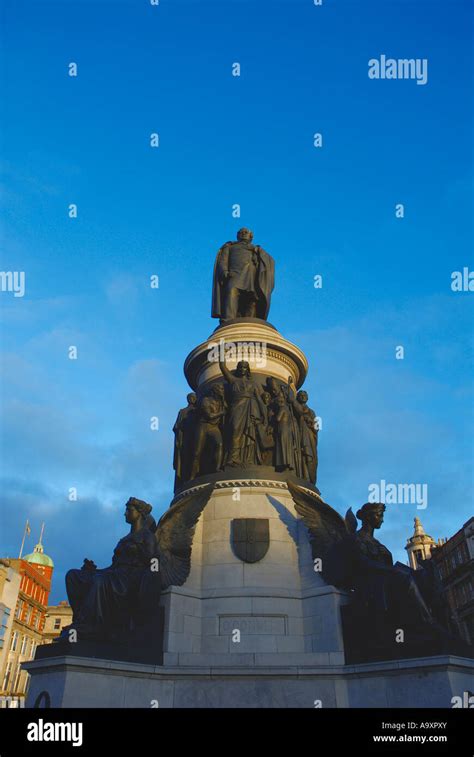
[430,518,474,645]
[405,517,438,569]
[0,530,73,706]
[405,515,474,645]
[0,539,54,706]
[43,601,73,643]
[0,558,22,700]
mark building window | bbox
[465,614,474,645]
[30,642,36,660]
[2,662,12,690]
[456,579,474,607]
[0,605,11,648]
[54,618,61,630]
[20,635,28,656]
[12,665,21,694]
[442,557,452,577]
[10,631,18,652]
[25,606,32,624]
[14,671,23,695]
[14,599,24,619]
[455,583,466,605]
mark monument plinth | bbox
[161,480,346,666]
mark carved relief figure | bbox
[172,393,197,489]
[289,384,318,484]
[273,394,299,472]
[218,358,266,467]
[190,383,226,480]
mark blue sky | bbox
[1,0,473,602]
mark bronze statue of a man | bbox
[172,393,197,490]
[190,384,226,480]
[211,228,275,321]
[218,358,266,467]
[289,383,318,484]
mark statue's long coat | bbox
[211,242,275,320]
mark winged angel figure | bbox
[64,485,213,641]
[288,481,452,634]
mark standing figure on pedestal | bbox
[273,393,299,473]
[289,381,318,484]
[211,228,275,321]
[257,390,275,466]
[190,384,226,480]
[172,393,197,490]
[218,358,266,467]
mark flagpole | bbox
[18,519,30,559]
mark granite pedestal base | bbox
[160,480,348,664]
[24,654,474,708]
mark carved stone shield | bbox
[231,519,270,563]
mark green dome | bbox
[24,542,54,568]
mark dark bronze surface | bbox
[172,393,197,489]
[211,228,275,322]
[175,372,320,492]
[59,485,213,659]
[231,518,270,563]
[288,482,473,662]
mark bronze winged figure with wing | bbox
[288,482,467,650]
[63,485,213,642]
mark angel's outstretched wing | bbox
[345,508,358,534]
[155,484,214,590]
[287,482,355,589]
[287,482,348,556]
